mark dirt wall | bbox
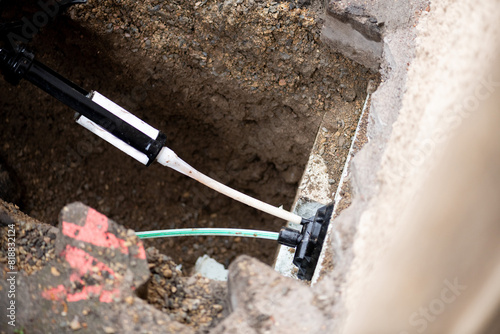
[0,0,375,269]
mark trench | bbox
[0,0,377,270]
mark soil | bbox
[333,97,372,217]
[0,200,58,276]
[0,0,377,271]
[146,247,228,332]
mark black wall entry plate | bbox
[278,203,334,281]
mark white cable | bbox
[156,147,303,224]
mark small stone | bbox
[70,316,81,331]
[149,5,160,12]
[103,327,116,334]
[162,268,173,278]
[367,80,378,94]
[278,79,286,86]
[328,179,335,185]
[125,296,134,305]
[341,88,357,102]
[51,267,60,276]
[280,52,291,60]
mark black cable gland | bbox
[277,203,334,281]
[277,227,302,247]
[0,47,34,85]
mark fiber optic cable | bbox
[136,228,279,240]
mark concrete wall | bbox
[318,0,500,332]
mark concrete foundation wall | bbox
[316,0,500,332]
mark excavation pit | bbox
[0,0,377,271]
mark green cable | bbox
[135,228,279,241]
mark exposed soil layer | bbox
[146,247,228,332]
[0,201,58,276]
[0,0,377,270]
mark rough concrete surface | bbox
[213,256,329,334]
[336,0,500,332]
[322,0,428,69]
[345,60,500,333]
[311,0,430,329]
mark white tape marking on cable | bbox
[76,116,149,165]
[90,91,160,140]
